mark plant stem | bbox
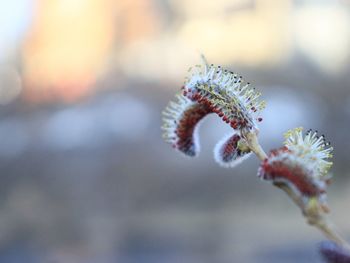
[276,183,350,250]
[311,216,350,250]
[243,131,267,161]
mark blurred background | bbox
[1,0,350,262]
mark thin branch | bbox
[248,134,350,250]
[243,130,267,161]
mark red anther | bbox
[223,116,227,121]
[230,121,238,129]
[261,158,320,196]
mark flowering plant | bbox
[162,56,350,262]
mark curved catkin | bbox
[214,133,252,168]
[182,60,265,132]
[162,93,212,156]
[162,57,265,169]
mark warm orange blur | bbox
[22,0,163,103]
[10,0,350,104]
[23,0,115,103]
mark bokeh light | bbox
[0,67,22,105]
[294,3,350,73]
[0,0,33,60]
[22,0,115,103]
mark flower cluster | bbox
[162,93,212,156]
[182,62,265,131]
[162,56,348,255]
[162,57,265,166]
[258,127,333,212]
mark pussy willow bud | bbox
[258,127,333,213]
[162,56,265,167]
